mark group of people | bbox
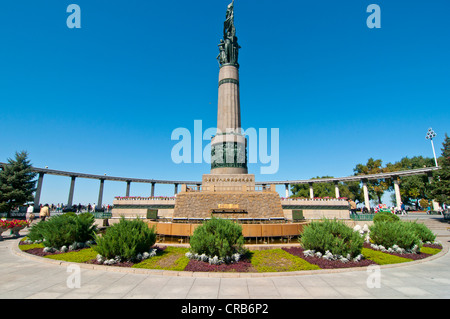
[429,202,448,215]
[25,203,50,223]
[348,199,408,215]
[393,203,407,215]
[348,199,449,216]
[25,202,113,224]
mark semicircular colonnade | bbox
[0,162,440,211]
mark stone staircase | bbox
[404,214,450,238]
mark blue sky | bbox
[1,0,449,205]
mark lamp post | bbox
[426,128,438,167]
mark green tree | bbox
[385,156,437,206]
[353,158,389,204]
[290,176,357,200]
[0,151,37,213]
[344,180,364,204]
[431,134,450,204]
[291,176,335,198]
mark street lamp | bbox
[425,128,438,167]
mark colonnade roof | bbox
[263,166,440,185]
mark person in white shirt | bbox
[26,205,35,223]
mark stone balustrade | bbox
[281,197,349,203]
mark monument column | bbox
[210,64,247,175]
[172,1,284,221]
[210,0,247,175]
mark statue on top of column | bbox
[217,0,241,67]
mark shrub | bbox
[189,217,244,259]
[299,219,364,258]
[403,221,436,242]
[27,212,97,248]
[419,199,429,209]
[369,221,421,251]
[373,211,400,223]
[92,217,156,262]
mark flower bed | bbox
[1,219,30,239]
[184,258,254,273]
[19,242,442,273]
[133,246,189,271]
[362,242,441,261]
[0,219,29,229]
[283,247,377,269]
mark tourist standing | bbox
[39,204,50,221]
[26,204,35,223]
[349,199,357,216]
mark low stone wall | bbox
[282,198,350,220]
[111,197,176,219]
[111,197,352,221]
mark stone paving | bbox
[0,215,449,299]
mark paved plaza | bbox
[0,214,449,300]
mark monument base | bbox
[172,173,284,220]
[172,190,284,220]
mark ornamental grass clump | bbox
[299,219,364,260]
[27,212,97,249]
[188,217,244,262]
[92,217,156,262]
